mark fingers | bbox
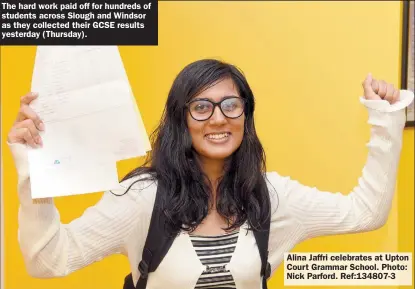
[384,83,396,103]
[392,89,400,103]
[371,79,379,94]
[12,127,38,148]
[16,104,44,131]
[374,79,399,104]
[7,120,43,147]
[16,119,42,145]
[8,91,44,147]
[22,128,37,148]
[364,74,400,104]
[377,80,388,99]
[15,119,43,147]
[20,92,38,106]
[362,73,378,100]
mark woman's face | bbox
[186,78,245,161]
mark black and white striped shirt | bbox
[189,231,239,289]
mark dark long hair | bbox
[119,59,271,235]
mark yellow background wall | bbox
[1,2,413,289]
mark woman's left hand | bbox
[362,73,400,104]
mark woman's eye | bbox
[192,102,212,113]
[195,104,208,110]
[223,102,236,111]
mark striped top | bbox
[189,231,240,289]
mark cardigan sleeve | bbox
[268,90,414,242]
[8,141,156,278]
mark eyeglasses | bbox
[186,97,245,121]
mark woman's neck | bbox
[199,157,224,186]
[196,156,236,220]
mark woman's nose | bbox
[209,106,227,124]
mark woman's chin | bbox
[200,146,236,161]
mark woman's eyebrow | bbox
[192,95,240,101]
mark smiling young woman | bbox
[7,59,414,289]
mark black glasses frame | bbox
[185,96,245,121]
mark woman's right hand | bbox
[7,92,45,148]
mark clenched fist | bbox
[363,73,400,104]
[7,92,44,148]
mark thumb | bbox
[362,73,377,100]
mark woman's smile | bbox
[204,132,231,143]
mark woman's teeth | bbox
[206,133,230,140]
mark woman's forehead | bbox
[193,78,240,101]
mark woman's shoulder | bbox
[264,171,294,213]
[264,171,288,193]
[108,172,159,206]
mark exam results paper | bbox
[28,46,151,198]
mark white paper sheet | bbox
[28,154,120,199]
[28,46,150,198]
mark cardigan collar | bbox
[143,221,263,289]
